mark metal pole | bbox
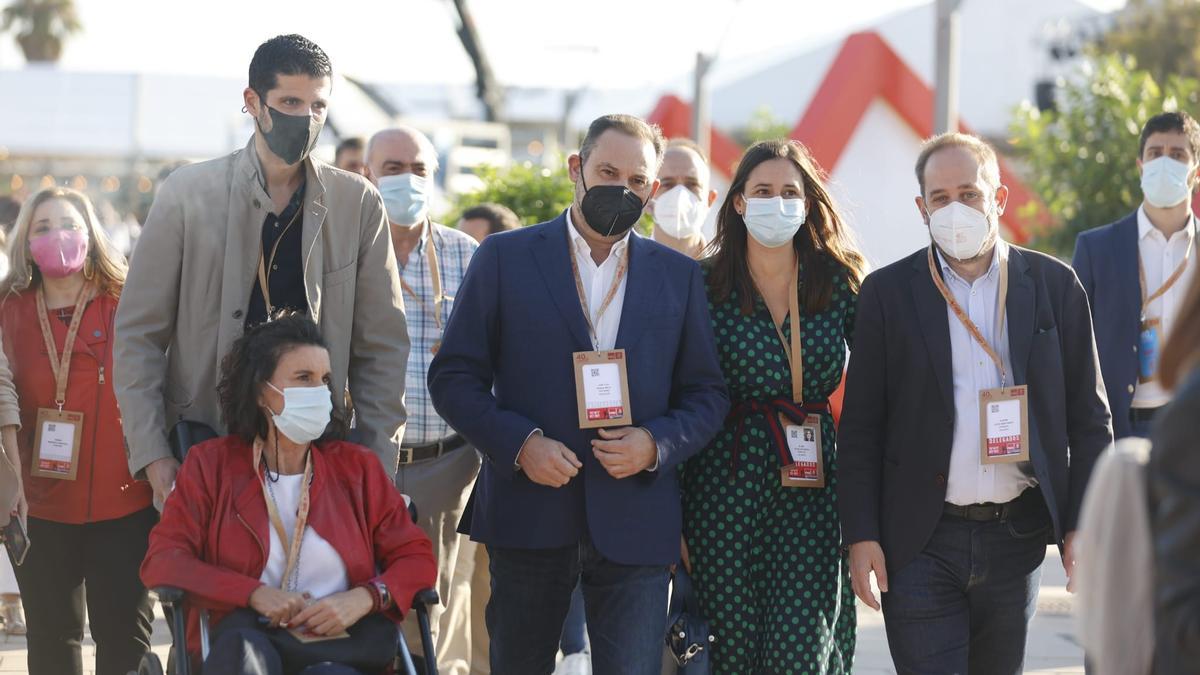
[934,0,963,134]
[693,52,712,158]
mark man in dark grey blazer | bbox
[838,132,1113,675]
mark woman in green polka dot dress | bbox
[682,139,867,674]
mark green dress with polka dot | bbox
[682,258,857,675]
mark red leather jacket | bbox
[0,290,153,523]
[141,436,435,661]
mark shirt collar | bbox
[566,207,632,260]
[1137,204,1197,242]
[414,218,435,254]
[935,239,1007,285]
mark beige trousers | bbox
[396,444,482,675]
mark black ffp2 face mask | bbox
[579,173,646,237]
[255,101,323,166]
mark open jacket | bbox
[0,290,152,523]
[114,138,410,476]
[140,436,436,661]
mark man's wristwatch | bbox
[370,580,392,611]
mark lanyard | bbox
[762,261,804,404]
[927,246,1010,387]
[568,235,628,351]
[253,438,314,592]
[398,221,445,332]
[1139,233,1194,317]
[256,206,303,316]
[35,285,93,410]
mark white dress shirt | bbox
[567,208,631,351]
[1132,206,1196,409]
[259,473,349,599]
[938,242,1037,506]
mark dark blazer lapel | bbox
[531,213,593,351]
[1006,247,1036,386]
[910,251,955,415]
[1114,213,1142,321]
[615,235,663,351]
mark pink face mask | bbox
[29,229,89,278]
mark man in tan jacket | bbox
[115,34,409,506]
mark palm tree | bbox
[1,0,82,63]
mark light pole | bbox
[934,0,964,134]
[693,52,714,159]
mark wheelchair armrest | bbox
[154,586,186,608]
[413,587,439,609]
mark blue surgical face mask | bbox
[1141,156,1194,208]
[266,382,332,445]
[742,196,806,248]
[378,173,430,227]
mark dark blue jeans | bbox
[486,537,669,675]
[560,583,588,655]
[881,493,1051,675]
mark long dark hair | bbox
[705,139,867,315]
[217,312,347,443]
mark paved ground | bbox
[0,547,1084,674]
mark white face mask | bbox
[927,201,994,261]
[1141,156,1194,208]
[652,185,708,238]
[266,382,333,444]
[378,173,430,227]
[743,196,806,248]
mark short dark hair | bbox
[461,202,521,235]
[1139,111,1200,159]
[579,114,665,167]
[248,34,332,97]
[217,312,347,444]
[335,137,364,163]
[0,196,20,233]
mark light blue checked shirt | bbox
[400,221,478,446]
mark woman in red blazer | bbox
[141,313,435,675]
[0,187,155,675]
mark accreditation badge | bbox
[573,350,633,429]
[31,408,83,480]
[1138,317,1162,384]
[780,415,825,488]
[979,386,1031,465]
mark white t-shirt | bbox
[258,474,349,599]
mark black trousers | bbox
[11,507,156,675]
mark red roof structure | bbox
[648,30,1044,243]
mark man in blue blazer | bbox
[428,114,729,675]
[1073,111,1199,439]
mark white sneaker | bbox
[555,652,591,675]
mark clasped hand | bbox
[518,427,657,487]
[249,586,375,636]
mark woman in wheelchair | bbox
[141,314,436,674]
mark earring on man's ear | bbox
[242,105,249,114]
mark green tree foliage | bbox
[445,160,658,236]
[1009,55,1200,255]
[1,0,81,63]
[445,161,575,227]
[734,106,792,146]
[1096,0,1200,85]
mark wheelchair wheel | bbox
[136,651,165,675]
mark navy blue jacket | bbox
[1072,211,1141,439]
[838,245,1113,573]
[427,212,729,566]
